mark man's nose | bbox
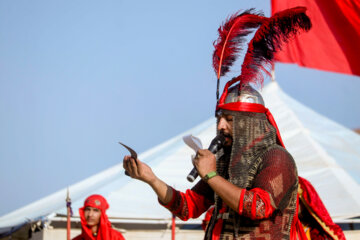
[217,118,226,131]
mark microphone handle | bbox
[186,145,219,182]
[186,134,225,182]
[187,146,217,182]
[187,168,198,182]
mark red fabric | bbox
[160,188,221,239]
[201,206,215,230]
[73,194,125,240]
[271,0,360,76]
[217,102,285,147]
[162,186,280,239]
[159,188,213,221]
[238,188,275,220]
[204,206,215,222]
[212,207,228,240]
[217,101,266,113]
[291,199,309,240]
[292,220,308,240]
[238,189,246,215]
[160,188,224,240]
[299,177,346,240]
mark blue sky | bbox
[0,0,359,216]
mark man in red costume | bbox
[123,7,342,240]
[73,194,125,240]
[124,83,301,239]
[123,7,311,240]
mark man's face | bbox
[217,113,233,146]
[84,206,101,227]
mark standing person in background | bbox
[73,194,125,240]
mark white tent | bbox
[1,81,360,236]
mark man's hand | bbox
[193,150,242,213]
[123,155,174,204]
[123,155,156,184]
[192,149,216,179]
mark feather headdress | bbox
[238,6,312,87]
[212,9,265,101]
[213,7,312,98]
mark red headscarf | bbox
[73,194,125,240]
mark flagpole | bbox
[66,188,71,240]
[271,64,276,82]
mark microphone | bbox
[187,134,226,182]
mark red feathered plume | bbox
[238,7,312,87]
[212,9,265,101]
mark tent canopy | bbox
[1,81,360,235]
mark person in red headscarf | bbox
[73,194,125,240]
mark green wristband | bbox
[203,171,218,182]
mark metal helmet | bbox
[224,84,265,106]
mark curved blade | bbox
[118,142,137,160]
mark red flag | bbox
[271,0,360,76]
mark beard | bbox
[219,130,233,147]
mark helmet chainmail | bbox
[204,110,298,240]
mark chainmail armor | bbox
[204,110,298,240]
